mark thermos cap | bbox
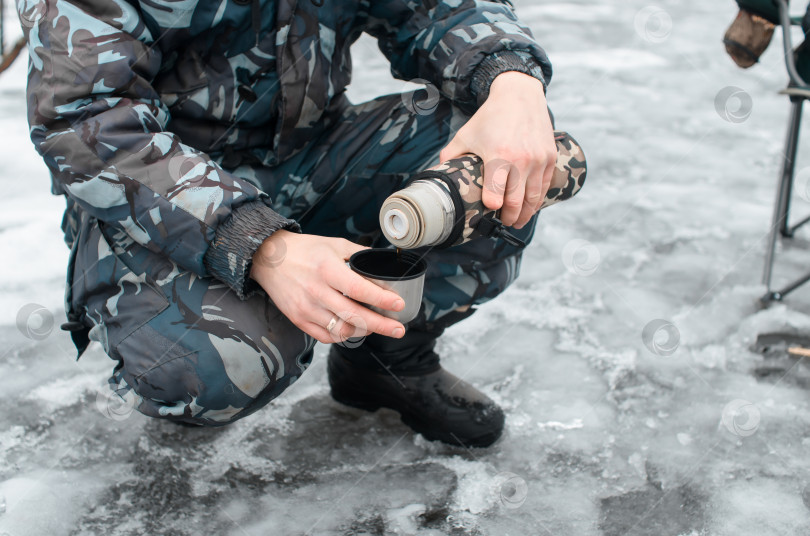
[380,180,456,249]
[382,207,411,240]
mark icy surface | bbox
[3,1,810,534]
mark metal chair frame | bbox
[761,0,810,302]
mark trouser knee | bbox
[70,217,317,426]
[110,318,315,426]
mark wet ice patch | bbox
[599,483,708,536]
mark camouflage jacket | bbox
[18,0,551,298]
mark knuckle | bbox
[525,192,544,205]
[494,145,517,159]
[505,180,523,195]
[503,198,523,210]
[346,280,364,299]
[316,260,330,277]
[340,306,363,324]
[512,154,531,168]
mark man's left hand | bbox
[439,71,556,230]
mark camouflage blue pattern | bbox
[18,0,551,297]
[18,0,549,424]
[66,92,537,424]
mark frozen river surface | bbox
[2,1,810,534]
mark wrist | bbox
[489,71,546,97]
[204,201,300,300]
[251,229,295,277]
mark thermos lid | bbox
[380,197,422,248]
[380,180,456,249]
[382,208,410,240]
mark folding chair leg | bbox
[762,98,805,300]
[781,99,804,237]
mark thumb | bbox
[439,134,469,163]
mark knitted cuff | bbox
[204,200,301,299]
[470,50,548,107]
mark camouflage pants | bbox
[67,92,538,425]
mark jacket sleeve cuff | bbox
[470,50,548,107]
[204,200,301,300]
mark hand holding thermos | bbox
[380,131,587,250]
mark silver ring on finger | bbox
[326,315,339,332]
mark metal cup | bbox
[348,249,427,323]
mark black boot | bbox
[327,312,504,448]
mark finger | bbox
[515,164,544,229]
[537,143,556,195]
[329,263,405,312]
[439,133,468,163]
[499,165,527,227]
[513,201,536,231]
[482,159,511,211]
[302,322,336,345]
[324,290,405,338]
[540,157,556,203]
[333,317,370,342]
[318,309,371,343]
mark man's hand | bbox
[250,231,406,343]
[439,71,556,230]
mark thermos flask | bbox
[379,131,587,250]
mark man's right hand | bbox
[250,230,407,344]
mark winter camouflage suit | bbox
[18,0,552,425]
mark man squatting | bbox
[19,0,556,448]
